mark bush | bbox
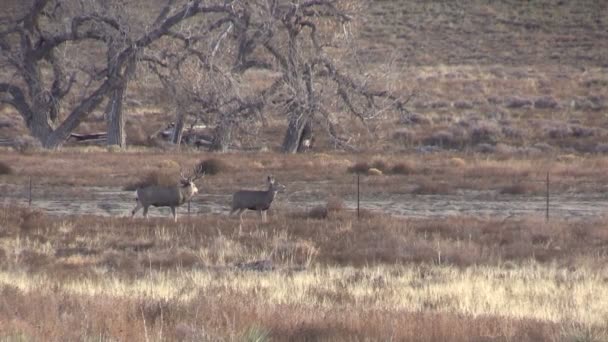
[500,183,531,195]
[423,130,455,148]
[412,180,453,195]
[504,97,532,109]
[196,158,228,175]
[13,136,42,154]
[0,161,13,175]
[390,161,415,175]
[326,196,344,213]
[534,96,558,109]
[307,197,344,220]
[392,128,415,146]
[370,159,389,173]
[470,123,501,145]
[347,162,370,174]
[123,171,176,191]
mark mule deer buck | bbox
[131,168,204,221]
[230,175,286,222]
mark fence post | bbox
[545,172,549,221]
[357,173,360,220]
[28,177,32,207]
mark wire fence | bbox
[6,174,608,220]
[352,172,608,220]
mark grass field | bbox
[0,203,607,341]
[2,0,608,341]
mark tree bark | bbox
[210,115,233,152]
[281,111,310,153]
[28,112,54,147]
[106,52,135,148]
[105,85,127,147]
[171,111,185,145]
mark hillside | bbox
[1,0,607,153]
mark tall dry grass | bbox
[0,205,607,340]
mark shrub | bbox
[370,159,389,173]
[595,144,608,154]
[533,96,558,109]
[326,196,344,213]
[307,197,344,220]
[453,100,474,109]
[306,196,344,220]
[0,161,13,175]
[347,162,370,174]
[475,143,496,154]
[499,183,531,195]
[13,136,42,154]
[470,123,501,145]
[412,180,453,195]
[423,130,455,148]
[123,170,176,191]
[570,125,595,138]
[196,158,228,175]
[400,112,431,125]
[390,161,415,175]
[547,124,571,139]
[307,206,329,219]
[504,97,532,109]
[392,128,415,146]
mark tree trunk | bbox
[106,54,135,149]
[210,116,233,152]
[106,84,127,147]
[171,111,185,145]
[28,113,54,147]
[281,112,309,153]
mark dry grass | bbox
[3,150,608,197]
[0,205,607,340]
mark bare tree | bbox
[0,0,232,148]
[1,0,406,151]
[220,0,408,153]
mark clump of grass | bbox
[326,196,345,213]
[307,196,344,219]
[13,136,42,154]
[499,183,529,195]
[412,180,453,195]
[499,182,542,195]
[370,159,389,173]
[196,158,228,175]
[389,161,415,175]
[241,325,271,342]
[0,161,13,175]
[347,162,370,174]
[19,209,46,234]
[123,170,176,191]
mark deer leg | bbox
[171,206,177,222]
[131,201,142,217]
[263,210,267,222]
[238,208,246,222]
[143,206,149,219]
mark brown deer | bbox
[230,175,286,222]
[131,168,203,221]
